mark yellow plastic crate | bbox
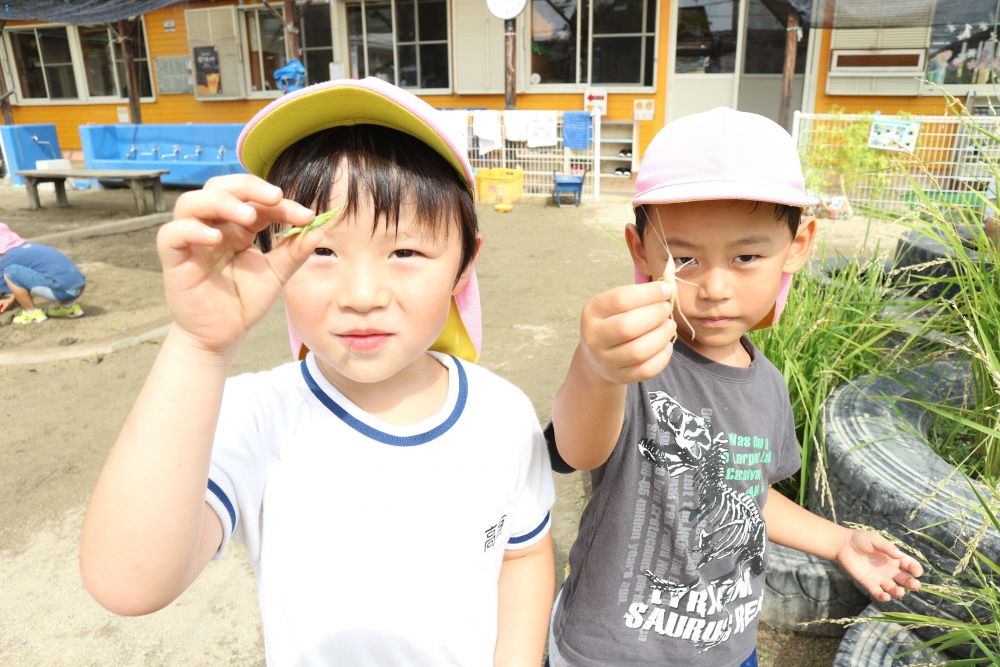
[475,168,524,206]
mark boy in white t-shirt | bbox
[81,78,555,665]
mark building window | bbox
[395,0,449,88]
[301,3,335,84]
[674,0,736,74]
[742,0,808,75]
[9,27,78,99]
[78,23,153,98]
[926,1,1000,85]
[346,0,450,89]
[6,22,153,102]
[531,0,656,86]
[243,7,288,92]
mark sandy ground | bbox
[0,182,906,666]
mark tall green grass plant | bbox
[895,136,1000,483]
[750,245,931,506]
[855,477,1000,664]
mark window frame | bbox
[299,1,337,84]
[239,4,290,99]
[345,0,452,93]
[1,20,156,106]
[526,0,659,93]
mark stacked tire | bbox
[821,359,997,664]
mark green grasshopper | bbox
[276,205,343,239]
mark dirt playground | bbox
[0,182,906,665]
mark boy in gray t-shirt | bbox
[547,108,924,667]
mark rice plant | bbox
[856,478,1000,665]
[750,243,931,506]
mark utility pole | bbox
[116,19,142,124]
[779,7,800,131]
[0,21,15,125]
[504,18,515,109]
[283,0,301,62]
[487,0,526,109]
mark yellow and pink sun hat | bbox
[237,77,482,362]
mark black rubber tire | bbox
[762,543,868,637]
[821,359,999,654]
[832,604,945,666]
[889,228,985,300]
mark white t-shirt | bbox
[205,351,554,666]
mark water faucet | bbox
[138,144,160,159]
[31,134,58,159]
[216,145,227,161]
[125,144,137,160]
[182,145,203,160]
[160,144,182,160]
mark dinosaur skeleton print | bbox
[622,389,768,652]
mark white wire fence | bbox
[441,110,600,201]
[794,111,1000,216]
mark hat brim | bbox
[632,180,819,208]
[238,79,475,195]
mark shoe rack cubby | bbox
[599,120,637,182]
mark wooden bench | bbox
[16,168,170,215]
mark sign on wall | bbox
[155,56,194,94]
[633,99,654,121]
[584,87,607,116]
[868,117,920,153]
[193,46,222,96]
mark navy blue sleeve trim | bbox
[509,511,551,544]
[207,479,236,533]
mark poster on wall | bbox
[868,117,920,153]
[155,56,194,94]
[194,46,222,96]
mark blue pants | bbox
[2,264,82,303]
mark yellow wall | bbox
[811,28,949,116]
[6,1,669,156]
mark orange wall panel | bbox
[811,28,949,116]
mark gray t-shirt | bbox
[551,338,800,666]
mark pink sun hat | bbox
[237,77,482,362]
[631,107,816,328]
[632,107,818,208]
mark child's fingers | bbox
[900,555,924,578]
[157,219,228,264]
[256,222,330,285]
[593,321,676,382]
[590,281,672,320]
[173,179,313,233]
[893,570,921,592]
[598,299,674,346]
[880,580,907,600]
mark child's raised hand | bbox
[578,281,676,385]
[158,174,318,354]
[835,529,923,602]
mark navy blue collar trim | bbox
[299,356,468,446]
